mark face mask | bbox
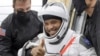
[72,0,87,16]
[15,10,31,25]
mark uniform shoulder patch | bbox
[0,28,6,36]
[79,35,92,49]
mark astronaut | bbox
[18,2,97,56]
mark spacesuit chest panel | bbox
[45,29,76,55]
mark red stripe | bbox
[60,37,75,56]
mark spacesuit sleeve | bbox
[18,40,39,56]
[17,33,44,56]
[17,37,40,56]
[79,36,97,56]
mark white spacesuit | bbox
[18,2,97,56]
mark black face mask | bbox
[72,0,87,16]
[15,10,31,25]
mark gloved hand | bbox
[31,39,45,56]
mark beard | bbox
[73,0,87,16]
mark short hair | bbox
[13,0,31,6]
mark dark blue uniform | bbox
[84,1,100,56]
[0,10,42,56]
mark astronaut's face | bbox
[44,19,62,36]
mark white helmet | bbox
[38,2,70,44]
